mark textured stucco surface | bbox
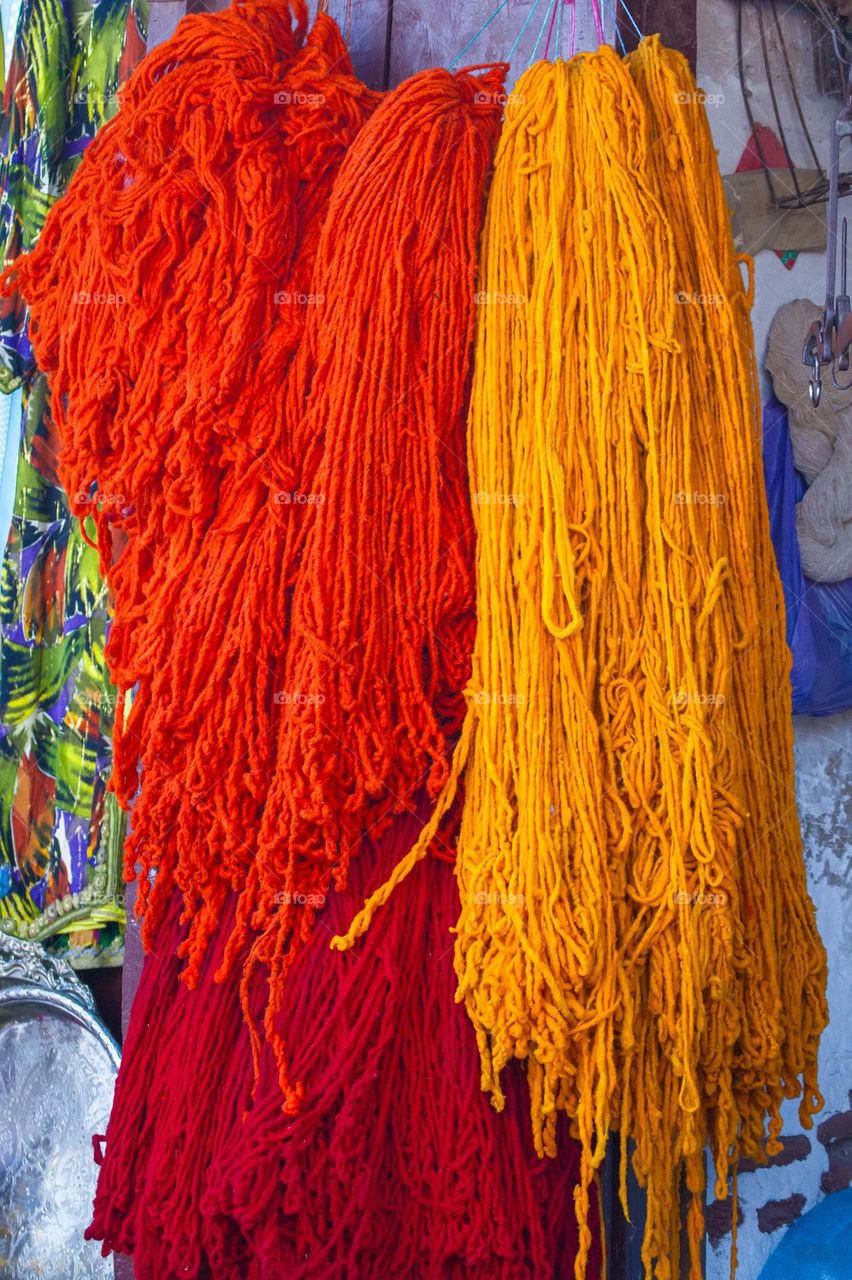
[700,4,852,1278]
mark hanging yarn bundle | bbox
[7,5,507,1092]
[215,807,600,1279]
[3,0,384,977]
[764,300,852,584]
[87,809,601,1279]
[335,39,828,1280]
[6,11,554,1275]
[219,59,507,1102]
[6,2,569,1272]
[626,46,826,1273]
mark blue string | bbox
[449,0,514,69]
[529,0,559,67]
[601,0,627,52]
[459,0,644,71]
[617,0,644,41]
[507,0,547,64]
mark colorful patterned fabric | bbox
[0,0,146,963]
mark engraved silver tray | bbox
[0,935,120,1278]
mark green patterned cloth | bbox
[0,0,146,965]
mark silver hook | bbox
[832,361,852,392]
[810,354,823,405]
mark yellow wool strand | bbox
[334,38,827,1279]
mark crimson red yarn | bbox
[89,809,601,1279]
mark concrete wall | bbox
[698,4,852,1278]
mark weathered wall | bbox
[698,4,852,1278]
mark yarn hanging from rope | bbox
[87,806,602,1279]
[216,58,507,1105]
[7,0,506,1104]
[7,4,569,1273]
[3,0,383,975]
[334,39,828,1280]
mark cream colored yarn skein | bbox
[766,298,852,581]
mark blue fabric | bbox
[757,1188,852,1279]
[763,395,852,717]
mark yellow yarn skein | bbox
[334,38,827,1280]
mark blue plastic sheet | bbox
[763,395,852,717]
[757,1187,852,1279]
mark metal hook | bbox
[804,332,824,405]
[831,23,852,71]
[802,92,852,398]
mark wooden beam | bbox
[338,0,392,91]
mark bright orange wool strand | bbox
[222,64,506,1105]
[335,40,827,1280]
[5,0,381,970]
[7,1,506,1105]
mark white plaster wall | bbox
[699,0,836,371]
[698,4,852,1278]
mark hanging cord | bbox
[737,0,780,208]
[756,0,806,204]
[529,0,559,67]
[507,0,547,63]
[617,0,643,42]
[736,0,851,210]
[601,0,627,55]
[543,0,560,59]
[590,0,604,46]
[555,0,565,60]
[453,0,641,69]
[450,0,514,69]
[771,0,822,174]
[736,0,788,208]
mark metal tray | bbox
[0,935,120,1279]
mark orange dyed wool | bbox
[7,0,506,1106]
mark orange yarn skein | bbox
[5,0,381,964]
[8,0,507,1111]
[222,64,507,1103]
